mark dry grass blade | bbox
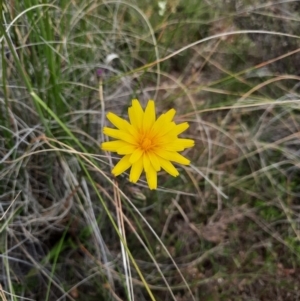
[114,182,134,301]
[0,285,8,301]
[0,191,20,222]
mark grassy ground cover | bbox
[1,0,300,300]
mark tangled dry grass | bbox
[1,1,300,300]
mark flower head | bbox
[101,99,194,189]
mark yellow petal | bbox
[150,108,177,138]
[103,127,137,144]
[130,148,143,164]
[101,140,129,152]
[112,155,132,176]
[150,110,175,137]
[155,149,190,165]
[161,138,195,151]
[151,121,176,139]
[143,100,156,131]
[103,127,121,139]
[117,144,137,155]
[146,164,157,190]
[160,144,184,152]
[128,99,144,129]
[179,138,194,148]
[106,112,127,130]
[128,107,134,127]
[157,157,179,177]
[143,152,151,172]
[164,109,176,122]
[107,112,138,136]
[170,122,189,136]
[147,151,161,171]
[129,157,144,183]
[155,133,177,145]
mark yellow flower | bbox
[101,99,194,189]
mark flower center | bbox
[141,137,152,150]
